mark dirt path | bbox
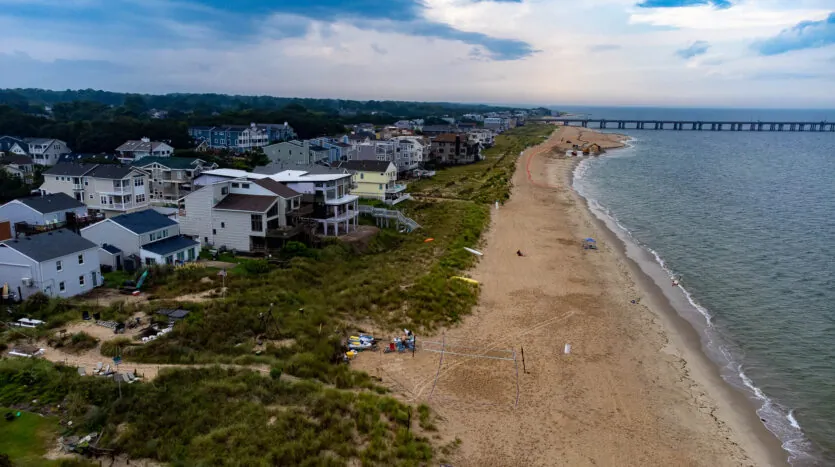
[353,127,772,466]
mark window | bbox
[165,255,174,265]
[212,229,216,235]
[78,254,84,265]
[162,230,168,238]
[101,196,108,205]
[241,183,250,189]
[134,177,144,186]
[231,183,240,188]
[220,222,225,228]
[79,275,85,287]
[145,258,156,266]
[251,214,263,232]
[136,194,146,203]
[59,281,65,292]
[188,248,196,261]
[360,173,364,179]
[56,260,63,272]
[267,203,278,217]
[221,187,229,195]
[177,251,185,262]
[379,184,383,190]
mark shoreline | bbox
[355,126,788,465]
[561,127,789,465]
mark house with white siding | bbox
[178,177,304,253]
[21,138,72,166]
[0,154,35,181]
[0,229,101,300]
[0,193,101,237]
[81,209,199,266]
[40,163,151,217]
[130,157,216,202]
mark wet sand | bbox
[355,126,787,466]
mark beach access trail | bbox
[355,126,784,466]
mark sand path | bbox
[355,127,779,466]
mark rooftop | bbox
[131,156,204,170]
[141,235,199,256]
[15,193,85,214]
[433,134,461,143]
[108,209,178,234]
[116,140,169,153]
[0,229,97,262]
[0,154,33,165]
[87,165,139,180]
[214,194,277,212]
[44,163,97,177]
[253,178,301,198]
[201,168,269,180]
[101,244,122,254]
[338,160,393,173]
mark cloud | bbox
[750,71,828,80]
[589,44,621,52]
[637,0,731,8]
[676,40,710,58]
[752,12,835,56]
[370,43,388,55]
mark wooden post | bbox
[412,335,416,358]
[521,346,527,374]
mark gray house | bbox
[0,193,98,237]
[81,209,199,266]
[0,229,102,299]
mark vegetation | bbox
[0,360,432,466]
[0,125,553,465]
[0,405,91,467]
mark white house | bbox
[17,138,72,166]
[179,177,304,253]
[0,193,97,237]
[116,137,174,163]
[467,129,495,149]
[0,154,35,181]
[40,163,151,217]
[0,229,101,299]
[81,209,199,266]
[130,157,216,202]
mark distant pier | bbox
[530,118,835,132]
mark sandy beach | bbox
[356,125,788,466]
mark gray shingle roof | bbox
[87,165,140,179]
[16,193,85,214]
[116,140,168,152]
[0,229,97,262]
[0,154,33,165]
[131,157,203,170]
[338,160,392,173]
[214,194,276,212]
[110,209,177,234]
[141,235,199,256]
[101,244,122,254]
[253,179,301,198]
[44,163,97,177]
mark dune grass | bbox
[0,125,554,466]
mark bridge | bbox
[531,118,835,132]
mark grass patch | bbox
[0,406,74,467]
[409,124,554,203]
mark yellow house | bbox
[338,160,409,204]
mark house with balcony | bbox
[430,134,481,165]
[338,160,409,205]
[19,138,72,166]
[0,154,35,181]
[272,169,358,236]
[189,123,296,151]
[468,129,495,149]
[81,209,199,266]
[40,163,151,217]
[178,177,305,253]
[0,229,102,299]
[116,138,174,163]
[0,193,103,238]
[130,157,217,203]
[0,136,27,155]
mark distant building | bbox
[130,157,217,202]
[0,154,35,181]
[189,123,296,151]
[11,138,72,166]
[338,160,409,205]
[263,140,330,166]
[116,137,174,163]
[430,134,481,165]
[40,164,151,217]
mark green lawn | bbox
[0,408,60,466]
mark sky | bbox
[0,0,834,108]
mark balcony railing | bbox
[385,184,407,194]
[264,224,304,238]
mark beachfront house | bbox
[430,134,481,165]
[178,178,305,253]
[338,160,409,205]
[80,209,199,266]
[0,229,102,299]
[23,138,72,166]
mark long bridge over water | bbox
[531,118,835,132]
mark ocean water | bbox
[567,107,835,466]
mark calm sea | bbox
[566,106,835,466]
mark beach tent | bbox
[583,238,597,250]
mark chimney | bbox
[141,137,151,143]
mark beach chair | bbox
[102,364,111,376]
[125,373,136,384]
[93,362,103,374]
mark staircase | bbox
[358,205,421,232]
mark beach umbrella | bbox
[585,238,596,242]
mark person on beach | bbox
[516,250,524,257]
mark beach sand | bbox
[354,126,787,466]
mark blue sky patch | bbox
[676,41,710,59]
[753,13,835,56]
[637,0,732,8]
